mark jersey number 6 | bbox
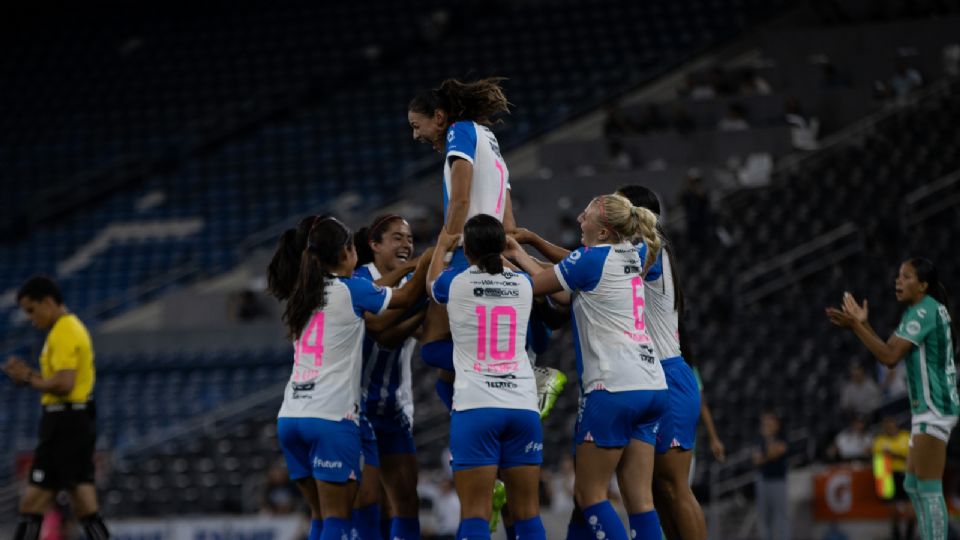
[631,277,646,332]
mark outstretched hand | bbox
[841,292,868,324]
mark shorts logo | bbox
[525,441,543,453]
[907,321,922,336]
[313,458,343,469]
[584,431,594,442]
[32,470,45,483]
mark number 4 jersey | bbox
[432,265,539,413]
[278,277,392,422]
[555,241,667,395]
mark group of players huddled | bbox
[264,77,713,540]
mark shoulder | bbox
[353,266,374,282]
[447,121,478,142]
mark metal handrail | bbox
[903,168,960,227]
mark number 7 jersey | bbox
[432,265,538,413]
[278,276,392,422]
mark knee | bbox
[574,483,606,509]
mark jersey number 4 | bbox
[296,312,325,367]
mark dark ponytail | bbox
[409,77,510,127]
[267,216,317,301]
[910,257,958,351]
[464,214,505,275]
[617,184,685,314]
[283,217,353,339]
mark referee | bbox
[2,276,109,540]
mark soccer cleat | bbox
[533,366,567,419]
[490,479,507,532]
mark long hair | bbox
[617,184,684,315]
[283,217,353,339]
[463,214,505,275]
[354,214,405,267]
[909,257,958,351]
[408,77,510,127]
[267,215,318,301]
[594,194,661,275]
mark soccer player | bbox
[267,216,430,540]
[827,258,958,540]
[505,194,666,540]
[353,214,426,540]
[407,77,516,411]
[3,276,109,540]
[427,215,546,540]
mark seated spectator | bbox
[784,97,819,151]
[738,68,772,96]
[839,362,882,419]
[879,362,908,400]
[717,103,750,131]
[827,416,872,463]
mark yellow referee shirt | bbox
[39,314,95,405]
[872,431,910,472]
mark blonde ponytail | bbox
[594,194,662,274]
[631,206,661,275]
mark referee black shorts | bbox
[29,402,96,490]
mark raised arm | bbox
[445,159,473,235]
[512,228,570,264]
[826,293,913,367]
[503,236,565,297]
[427,230,461,302]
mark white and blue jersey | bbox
[354,263,417,423]
[554,241,666,394]
[443,120,509,224]
[431,265,538,413]
[277,276,392,422]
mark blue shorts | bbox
[449,408,542,471]
[575,389,668,448]
[277,417,362,483]
[360,415,380,468]
[655,357,702,454]
[369,410,417,456]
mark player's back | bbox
[643,251,681,361]
[443,120,509,223]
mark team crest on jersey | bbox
[568,250,582,261]
[447,130,456,142]
[907,321,922,336]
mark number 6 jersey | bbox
[278,277,392,422]
[554,241,666,395]
[432,265,538,413]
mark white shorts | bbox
[911,410,958,443]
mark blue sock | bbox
[628,511,660,540]
[582,501,628,540]
[505,525,516,539]
[422,340,454,370]
[320,518,351,540]
[435,378,454,411]
[457,517,491,540]
[390,517,420,540]
[514,517,545,540]
[352,504,382,540]
[565,521,592,540]
[309,518,323,540]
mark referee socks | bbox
[79,513,110,540]
[14,514,43,540]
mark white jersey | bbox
[643,251,682,361]
[278,276,392,422]
[443,121,509,223]
[354,263,416,421]
[432,265,538,413]
[554,242,666,394]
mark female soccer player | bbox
[827,258,958,540]
[353,214,425,540]
[407,77,515,410]
[505,194,666,540]
[267,216,430,540]
[427,214,546,540]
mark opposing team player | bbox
[427,215,547,540]
[827,258,958,540]
[505,194,666,540]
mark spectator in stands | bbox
[678,169,714,243]
[876,61,923,105]
[261,460,299,515]
[839,362,882,419]
[879,362,908,400]
[717,103,750,131]
[826,415,872,463]
[636,104,668,134]
[738,68,772,96]
[228,289,267,323]
[784,98,819,151]
[753,411,790,540]
[602,101,637,162]
[678,73,716,101]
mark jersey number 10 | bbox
[475,305,517,361]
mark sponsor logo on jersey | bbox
[292,381,315,399]
[485,380,519,389]
[623,265,641,274]
[918,308,928,319]
[473,287,519,298]
[525,441,543,453]
[907,321,922,336]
